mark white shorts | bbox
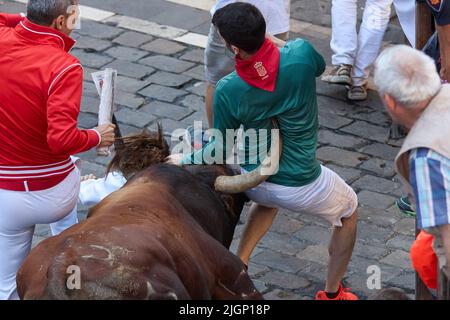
[243,165,358,227]
[0,167,80,300]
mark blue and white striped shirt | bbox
[410,148,450,229]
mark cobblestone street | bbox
[0,0,417,299]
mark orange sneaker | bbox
[315,284,359,300]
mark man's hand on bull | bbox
[94,123,116,149]
[166,153,184,166]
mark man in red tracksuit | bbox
[0,0,115,299]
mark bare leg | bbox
[325,210,358,292]
[205,83,215,127]
[237,203,278,266]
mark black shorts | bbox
[426,0,450,26]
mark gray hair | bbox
[27,0,77,26]
[374,45,441,108]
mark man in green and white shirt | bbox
[169,3,359,300]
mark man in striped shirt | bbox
[374,45,450,275]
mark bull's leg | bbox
[325,210,358,292]
[211,249,263,300]
[236,203,278,266]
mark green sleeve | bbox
[181,88,241,165]
[305,40,326,77]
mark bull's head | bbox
[108,120,282,195]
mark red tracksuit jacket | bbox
[0,13,100,191]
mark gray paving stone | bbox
[76,20,124,39]
[72,49,114,68]
[259,271,310,290]
[180,49,205,63]
[386,272,416,291]
[146,71,192,87]
[78,112,98,129]
[317,94,354,116]
[183,65,205,81]
[360,143,400,161]
[252,250,310,273]
[271,214,304,234]
[80,161,107,177]
[252,280,269,294]
[352,175,402,196]
[104,60,155,79]
[139,84,188,103]
[357,221,395,245]
[340,121,390,143]
[141,38,187,55]
[105,46,148,61]
[80,96,100,114]
[181,110,209,127]
[359,158,396,179]
[140,101,193,121]
[34,224,50,237]
[116,124,142,137]
[318,112,353,130]
[186,82,206,97]
[394,218,416,236]
[116,76,151,93]
[358,190,397,209]
[140,55,195,73]
[353,243,388,260]
[386,235,415,251]
[317,146,365,167]
[297,244,329,265]
[316,81,348,102]
[325,164,362,184]
[116,91,145,109]
[179,94,204,111]
[83,81,99,97]
[247,262,270,278]
[318,129,366,149]
[74,36,112,52]
[75,148,112,167]
[259,231,307,256]
[349,111,391,127]
[113,31,154,48]
[380,250,412,270]
[263,289,303,300]
[82,67,99,83]
[357,206,399,227]
[151,118,185,136]
[115,107,157,128]
[294,225,331,245]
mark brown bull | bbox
[16,126,280,300]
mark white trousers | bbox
[331,0,393,86]
[0,168,80,300]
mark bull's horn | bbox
[214,119,282,194]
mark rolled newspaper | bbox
[92,68,117,156]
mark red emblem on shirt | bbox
[254,61,268,79]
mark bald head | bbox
[374,45,441,108]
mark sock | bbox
[325,288,341,299]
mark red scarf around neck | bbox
[235,38,280,92]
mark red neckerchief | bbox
[235,38,280,92]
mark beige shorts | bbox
[243,165,358,227]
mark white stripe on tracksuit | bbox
[331,0,393,86]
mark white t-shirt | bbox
[211,0,290,35]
